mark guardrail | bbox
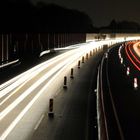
[0,60,19,69]
[97,60,109,140]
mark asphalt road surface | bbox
[1,39,123,140]
[1,40,115,140]
[102,41,140,140]
[30,49,104,140]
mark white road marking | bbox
[34,114,45,130]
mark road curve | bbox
[0,40,117,140]
[101,40,140,140]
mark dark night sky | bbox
[31,0,140,27]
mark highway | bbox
[99,40,140,140]
[0,40,120,140]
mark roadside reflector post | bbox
[70,68,74,79]
[86,53,88,59]
[126,67,130,76]
[82,56,84,63]
[90,51,92,56]
[134,78,138,90]
[78,60,80,68]
[63,76,67,89]
[48,98,54,118]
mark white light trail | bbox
[0,42,94,120]
[0,39,121,140]
[0,46,87,99]
[0,39,118,98]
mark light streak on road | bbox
[0,39,116,94]
[125,43,140,71]
[0,47,89,140]
[128,44,140,64]
[1,46,85,92]
[0,39,121,140]
[0,47,87,120]
[0,45,89,99]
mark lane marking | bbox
[34,114,45,130]
[100,57,109,140]
[106,48,124,140]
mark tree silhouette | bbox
[0,0,95,33]
[100,19,140,33]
